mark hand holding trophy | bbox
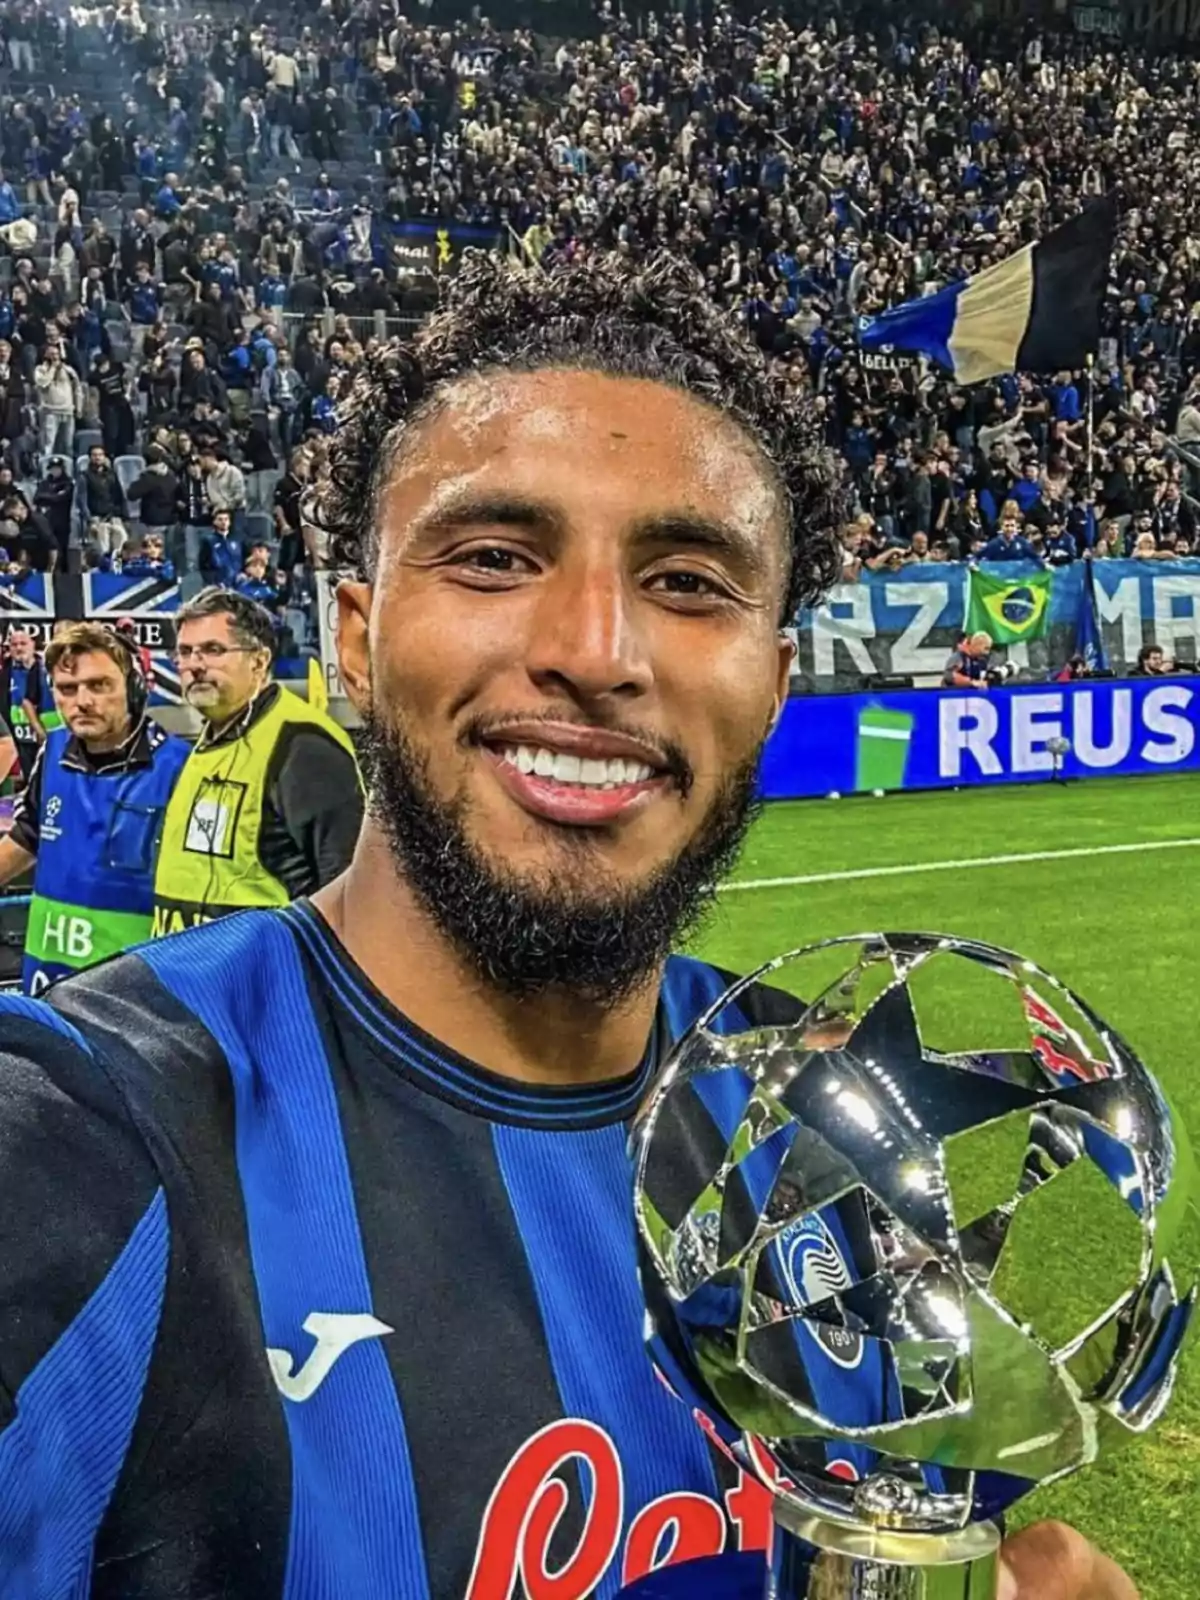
[629,934,1198,1598]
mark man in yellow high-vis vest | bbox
[152,587,363,937]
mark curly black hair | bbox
[311,250,845,620]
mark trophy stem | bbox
[766,1500,1002,1600]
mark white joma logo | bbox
[266,1312,394,1402]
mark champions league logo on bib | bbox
[41,794,63,843]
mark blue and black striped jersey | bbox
[0,898,805,1600]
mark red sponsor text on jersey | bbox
[464,1415,774,1600]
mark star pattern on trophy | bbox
[634,934,1199,1533]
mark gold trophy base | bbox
[768,1498,1002,1600]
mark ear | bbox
[335,579,372,711]
[770,630,795,734]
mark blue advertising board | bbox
[761,677,1200,799]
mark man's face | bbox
[177,613,266,722]
[8,630,33,665]
[89,447,105,470]
[52,648,129,747]
[144,536,164,561]
[1001,515,1020,537]
[337,369,794,1003]
[213,511,231,537]
[1146,648,1165,673]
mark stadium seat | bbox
[243,511,275,549]
[115,455,146,497]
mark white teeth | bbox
[496,744,656,788]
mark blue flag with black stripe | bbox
[858,197,1116,385]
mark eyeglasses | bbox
[173,643,259,664]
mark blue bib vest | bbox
[23,725,191,994]
[8,663,38,746]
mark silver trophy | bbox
[633,934,1198,1599]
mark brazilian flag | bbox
[858,197,1115,384]
[967,568,1053,644]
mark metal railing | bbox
[275,309,425,348]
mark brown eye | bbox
[649,569,729,599]
[468,548,522,570]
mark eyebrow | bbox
[416,494,772,580]
[418,494,561,540]
[629,512,770,580]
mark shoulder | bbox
[268,692,356,751]
[147,722,191,759]
[660,953,804,1045]
[0,991,165,1415]
[269,716,361,802]
[0,943,303,1556]
[54,914,305,1101]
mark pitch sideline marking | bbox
[721,836,1200,894]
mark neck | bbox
[314,824,662,1088]
[203,691,256,738]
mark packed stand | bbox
[0,0,454,648]
[0,0,1193,628]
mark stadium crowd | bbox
[0,0,1188,613]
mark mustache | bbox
[361,707,758,1005]
[461,710,695,797]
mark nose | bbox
[524,556,654,706]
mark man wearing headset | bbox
[0,621,190,994]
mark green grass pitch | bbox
[691,773,1200,1597]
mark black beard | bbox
[359,709,762,1007]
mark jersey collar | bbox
[281,898,663,1131]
